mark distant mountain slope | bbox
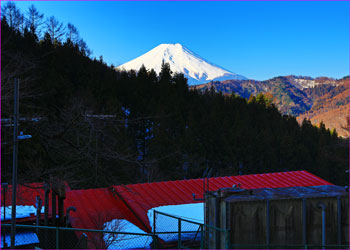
[192,76,314,115]
[192,76,349,136]
[116,43,247,85]
[297,77,349,137]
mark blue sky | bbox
[10,1,350,80]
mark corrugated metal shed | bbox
[222,185,348,202]
[205,185,349,248]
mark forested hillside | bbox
[1,3,348,189]
[192,76,349,136]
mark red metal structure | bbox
[110,170,332,232]
[1,182,70,223]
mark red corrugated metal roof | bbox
[64,188,141,248]
[2,183,47,207]
[111,170,332,232]
[65,188,141,229]
[1,182,71,207]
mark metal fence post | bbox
[225,229,230,249]
[56,227,59,249]
[266,199,270,249]
[318,202,326,250]
[153,210,156,235]
[200,225,204,249]
[178,217,181,249]
[82,233,88,249]
[152,234,158,249]
[2,183,8,248]
[302,198,307,247]
[337,196,342,245]
[153,210,157,249]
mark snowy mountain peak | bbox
[116,43,247,85]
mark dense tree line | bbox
[1,3,348,189]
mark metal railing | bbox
[1,224,157,249]
[152,210,230,249]
[4,223,345,249]
[1,212,230,249]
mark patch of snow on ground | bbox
[1,232,39,248]
[103,219,152,249]
[1,206,45,221]
[147,203,204,242]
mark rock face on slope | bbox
[116,43,247,85]
[297,77,349,137]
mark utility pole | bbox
[2,183,8,248]
[10,78,19,248]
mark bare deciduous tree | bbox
[17,12,26,33]
[28,99,140,187]
[89,213,127,249]
[1,48,40,117]
[78,39,92,57]
[24,97,176,187]
[26,4,44,37]
[45,16,65,43]
[66,23,80,44]
[1,1,22,29]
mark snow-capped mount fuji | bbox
[116,43,247,85]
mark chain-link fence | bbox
[152,210,229,249]
[1,225,41,249]
[230,243,350,249]
[1,213,228,249]
[2,223,348,249]
[1,224,158,249]
[152,210,202,248]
